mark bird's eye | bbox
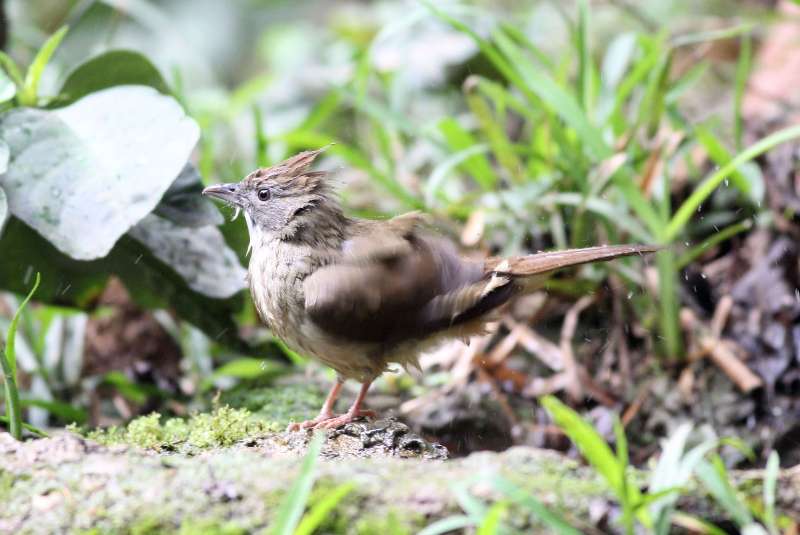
[257,188,271,201]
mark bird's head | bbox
[202,147,339,243]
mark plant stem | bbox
[656,249,682,360]
[0,344,22,439]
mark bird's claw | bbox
[287,409,377,431]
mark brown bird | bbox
[203,148,657,430]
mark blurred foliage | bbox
[0,0,797,452]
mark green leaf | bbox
[128,214,246,299]
[695,124,763,204]
[270,431,325,535]
[464,85,524,184]
[0,139,7,174]
[294,482,355,535]
[1,271,39,440]
[425,144,491,207]
[0,415,47,437]
[58,49,170,106]
[438,117,497,189]
[476,501,506,535]
[666,124,800,241]
[0,186,7,234]
[101,371,152,404]
[493,29,610,160]
[612,173,665,239]
[418,516,475,535]
[154,164,224,228]
[676,219,752,269]
[601,33,637,90]
[20,397,87,424]
[0,51,24,90]
[492,476,582,535]
[20,26,69,106]
[763,451,779,534]
[205,357,284,386]
[576,0,593,112]
[734,35,752,151]
[0,86,199,260]
[6,272,40,377]
[0,218,257,355]
[0,69,15,104]
[695,457,752,527]
[540,396,624,498]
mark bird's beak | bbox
[202,183,242,205]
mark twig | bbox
[559,295,595,401]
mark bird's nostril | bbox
[226,185,236,192]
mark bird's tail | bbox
[484,244,659,277]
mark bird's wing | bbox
[304,213,491,343]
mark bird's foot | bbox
[286,412,334,431]
[312,409,377,430]
[287,409,377,431]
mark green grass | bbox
[0,272,41,440]
[261,1,800,362]
[423,396,789,534]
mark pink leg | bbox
[314,381,376,430]
[287,379,344,431]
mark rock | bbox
[1,430,798,534]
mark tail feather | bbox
[484,244,659,277]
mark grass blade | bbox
[666,125,800,241]
[656,248,682,359]
[439,117,497,190]
[0,272,41,439]
[695,456,752,527]
[734,34,752,151]
[270,431,325,535]
[476,501,506,535]
[577,0,594,112]
[0,345,23,439]
[418,515,475,535]
[493,28,610,160]
[695,124,762,203]
[0,51,23,89]
[294,482,355,535]
[762,451,779,535]
[540,396,624,497]
[492,476,582,535]
[6,273,40,379]
[676,219,752,269]
[20,26,69,106]
[464,81,524,184]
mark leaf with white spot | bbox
[0,187,7,234]
[129,214,246,299]
[0,86,199,260]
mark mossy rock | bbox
[2,429,798,534]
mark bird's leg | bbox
[287,379,344,431]
[314,381,376,430]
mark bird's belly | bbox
[280,318,389,382]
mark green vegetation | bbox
[0,1,798,533]
[84,406,269,451]
[0,272,41,439]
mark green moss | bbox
[220,382,324,430]
[85,406,269,451]
[0,469,16,502]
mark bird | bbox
[202,148,657,430]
